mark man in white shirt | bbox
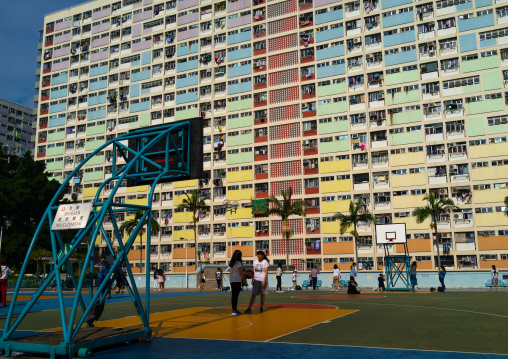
[0,260,13,307]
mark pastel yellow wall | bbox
[391,173,426,188]
[392,194,425,209]
[226,226,253,238]
[322,221,339,234]
[473,166,508,181]
[473,188,508,204]
[320,160,350,174]
[83,187,100,198]
[227,170,253,183]
[173,194,186,206]
[174,179,198,189]
[232,207,253,219]
[470,143,508,159]
[127,185,148,193]
[475,212,507,227]
[321,180,351,193]
[174,229,194,240]
[393,216,430,230]
[321,200,350,214]
[390,152,425,167]
[126,198,148,206]
[228,188,253,201]
[173,211,194,223]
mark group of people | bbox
[95,256,128,298]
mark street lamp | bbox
[0,220,12,255]
[223,199,239,259]
[179,237,188,288]
[1,143,19,164]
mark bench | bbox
[484,279,506,290]
[302,279,322,290]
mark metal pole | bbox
[0,226,3,255]
[229,209,233,258]
[185,241,188,289]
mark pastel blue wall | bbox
[89,107,106,120]
[316,63,346,79]
[316,27,344,43]
[228,47,252,62]
[475,0,492,7]
[130,101,150,113]
[48,117,66,128]
[52,73,68,85]
[177,44,199,57]
[176,91,199,105]
[132,270,504,289]
[383,30,415,47]
[89,79,107,91]
[177,59,199,72]
[90,64,108,77]
[456,1,473,11]
[317,45,344,61]
[176,74,199,88]
[315,9,343,25]
[49,102,67,114]
[382,11,414,28]
[480,38,497,48]
[227,64,252,78]
[88,94,107,106]
[50,88,67,100]
[460,33,478,53]
[381,0,412,10]
[384,49,417,67]
[227,81,252,95]
[458,14,495,32]
[130,84,140,97]
[131,70,151,82]
[227,30,251,45]
[141,50,151,65]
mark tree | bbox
[265,187,307,270]
[176,189,209,271]
[120,210,160,272]
[412,193,459,268]
[0,152,62,268]
[332,200,375,266]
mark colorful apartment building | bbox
[35,0,508,274]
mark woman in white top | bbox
[229,250,247,315]
[276,262,284,293]
[491,265,499,292]
[244,251,269,314]
[332,264,341,291]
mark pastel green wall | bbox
[229,99,252,112]
[228,116,252,129]
[318,120,348,135]
[389,130,423,146]
[317,82,347,97]
[386,70,419,86]
[320,140,349,154]
[466,117,486,137]
[317,101,347,116]
[391,110,421,125]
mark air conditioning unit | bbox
[353,38,360,43]
[439,188,447,194]
[450,165,458,170]
[454,213,463,220]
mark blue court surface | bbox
[92,337,508,359]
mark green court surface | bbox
[1,290,507,356]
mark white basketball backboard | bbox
[375,223,407,244]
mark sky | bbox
[0,0,88,108]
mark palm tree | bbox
[412,193,459,268]
[332,200,375,265]
[120,210,160,272]
[265,187,307,270]
[176,189,209,271]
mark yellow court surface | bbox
[95,304,356,342]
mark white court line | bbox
[233,320,253,331]
[336,302,508,319]
[265,310,358,342]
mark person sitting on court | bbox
[347,276,361,294]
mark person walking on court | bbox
[0,260,13,307]
[347,276,361,294]
[291,270,299,290]
[216,268,224,291]
[332,264,341,291]
[378,273,386,291]
[491,265,499,292]
[438,265,446,291]
[229,250,248,315]
[245,251,269,314]
[95,256,112,299]
[153,268,159,290]
[276,262,284,293]
[310,267,320,290]
[350,262,358,283]
[201,271,206,290]
[410,261,419,290]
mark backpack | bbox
[437,286,445,292]
[222,286,230,291]
[295,285,302,290]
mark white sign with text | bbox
[51,203,93,230]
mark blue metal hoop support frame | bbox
[0,122,193,357]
